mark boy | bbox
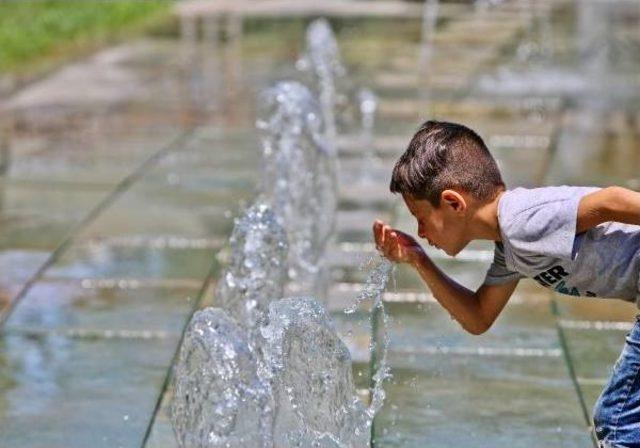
[373,120,640,447]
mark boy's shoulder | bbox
[497,185,602,261]
[498,185,601,222]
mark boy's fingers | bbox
[374,222,386,249]
[373,221,383,240]
[379,227,388,246]
[384,230,396,250]
[374,222,406,260]
[388,232,402,259]
[384,226,394,241]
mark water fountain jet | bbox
[257,81,336,300]
[171,308,272,448]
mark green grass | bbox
[0,0,171,75]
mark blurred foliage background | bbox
[0,0,171,76]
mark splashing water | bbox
[356,88,382,184]
[418,0,439,108]
[257,81,337,298]
[297,18,346,145]
[172,206,387,448]
[215,202,288,337]
[420,0,439,62]
[172,296,382,448]
[261,298,371,448]
[358,88,376,144]
[171,308,273,448]
[344,255,393,315]
[344,255,394,424]
[172,203,288,447]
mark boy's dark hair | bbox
[390,120,505,207]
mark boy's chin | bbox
[446,243,466,257]
[440,246,453,256]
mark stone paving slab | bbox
[0,334,179,448]
[5,126,186,186]
[0,250,50,315]
[141,139,261,192]
[555,295,637,323]
[5,281,200,335]
[0,183,113,316]
[1,1,637,446]
[385,300,559,352]
[338,126,554,159]
[64,187,242,242]
[563,328,628,384]
[328,287,559,366]
[377,97,563,121]
[545,122,640,187]
[374,361,593,448]
[0,184,108,251]
[44,245,214,282]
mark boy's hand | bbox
[373,219,425,265]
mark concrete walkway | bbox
[0,0,638,446]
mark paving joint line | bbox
[140,256,218,447]
[392,346,562,358]
[0,127,197,329]
[4,327,179,341]
[33,276,204,290]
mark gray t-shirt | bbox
[483,185,640,304]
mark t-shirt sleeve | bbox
[483,242,525,285]
[501,186,602,261]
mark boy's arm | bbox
[373,221,518,335]
[577,186,640,233]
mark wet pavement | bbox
[1,0,640,446]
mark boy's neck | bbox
[467,189,505,242]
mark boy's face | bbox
[402,191,470,257]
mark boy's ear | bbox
[441,189,466,212]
